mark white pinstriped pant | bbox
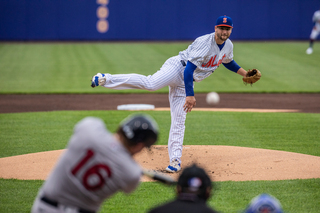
[102,55,188,164]
[310,25,320,40]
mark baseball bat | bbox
[142,169,177,186]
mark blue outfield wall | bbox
[0,0,319,41]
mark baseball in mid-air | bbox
[206,92,220,105]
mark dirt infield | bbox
[0,93,319,181]
[1,93,320,113]
[1,145,320,182]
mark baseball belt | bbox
[40,196,95,213]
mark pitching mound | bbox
[0,145,319,182]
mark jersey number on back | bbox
[71,149,112,191]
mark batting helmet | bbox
[119,114,159,147]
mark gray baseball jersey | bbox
[32,117,141,212]
[98,32,234,165]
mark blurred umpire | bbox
[148,164,219,213]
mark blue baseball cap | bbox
[216,15,233,28]
[244,194,283,213]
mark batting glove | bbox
[91,73,106,88]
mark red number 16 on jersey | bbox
[71,149,112,191]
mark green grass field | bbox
[1,111,319,213]
[1,111,320,158]
[0,41,320,213]
[0,41,320,93]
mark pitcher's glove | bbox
[243,69,261,85]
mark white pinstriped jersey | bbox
[179,32,234,82]
[34,117,141,212]
[93,31,237,167]
[313,10,320,30]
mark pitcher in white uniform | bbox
[31,114,158,213]
[306,9,320,54]
[91,15,251,173]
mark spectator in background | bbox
[243,193,284,213]
[306,9,320,54]
[147,164,219,213]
